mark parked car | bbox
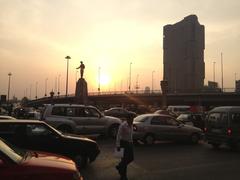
[154,109,178,118]
[0,115,16,120]
[167,105,191,116]
[176,113,205,130]
[104,107,137,120]
[0,138,83,180]
[0,120,100,168]
[133,114,203,145]
[41,104,121,137]
[205,106,240,149]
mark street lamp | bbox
[65,56,71,96]
[45,78,48,97]
[57,74,61,96]
[152,70,155,93]
[35,82,38,99]
[98,67,101,94]
[7,72,12,103]
[213,61,216,82]
[128,62,132,92]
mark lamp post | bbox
[152,70,155,93]
[65,56,71,96]
[221,53,224,92]
[30,84,32,100]
[57,74,61,96]
[35,82,38,99]
[45,78,48,97]
[7,72,12,103]
[98,67,101,94]
[128,62,132,92]
[213,61,216,82]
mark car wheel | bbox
[74,155,87,169]
[190,133,199,144]
[58,125,73,134]
[108,124,119,138]
[144,134,155,145]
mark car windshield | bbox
[177,114,190,120]
[0,139,26,163]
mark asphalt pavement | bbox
[81,139,240,180]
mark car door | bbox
[25,124,63,154]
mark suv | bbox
[41,104,121,137]
[205,106,240,149]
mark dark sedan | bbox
[104,107,137,120]
[0,120,100,168]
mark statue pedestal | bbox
[75,78,88,104]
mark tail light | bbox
[133,124,137,131]
[227,128,232,136]
[204,127,207,132]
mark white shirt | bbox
[116,121,133,147]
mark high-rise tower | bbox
[163,15,205,93]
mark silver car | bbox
[133,114,203,145]
[42,104,121,137]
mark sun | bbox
[100,74,110,86]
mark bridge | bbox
[27,90,240,109]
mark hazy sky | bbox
[1,0,240,99]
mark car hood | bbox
[22,151,76,171]
[182,124,202,132]
[62,133,97,144]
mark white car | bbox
[41,104,122,137]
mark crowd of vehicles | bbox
[1,104,240,179]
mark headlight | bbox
[73,170,83,180]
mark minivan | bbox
[205,106,240,149]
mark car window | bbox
[208,113,227,127]
[151,116,163,125]
[26,124,53,136]
[75,107,85,117]
[85,108,100,118]
[134,115,149,122]
[66,107,74,116]
[230,113,240,125]
[0,124,15,134]
[51,107,66,116]
[208,113,221,123]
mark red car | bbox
[0,138,83,180]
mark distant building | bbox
[236,80,240,92]
[163,15,205,93]
[208,81,218,89]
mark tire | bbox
[144,134,155,145]
[108,124,119,138]
[190,133,200,144]
[58,125,73,134]
[74,154,88,169]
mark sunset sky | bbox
[1,0,240,99]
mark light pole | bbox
[7,72,12,103]
[152,70,155,93]
[30,84,32,100]
[57,74,61,96]
[35,82,38,99]
[128,62,132,92]
[45,78,48,97]
[221,53,224,91]
[213,61,216,82]
[65,56,71,96]
[98,67,101,94]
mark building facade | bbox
[163,15,205,93]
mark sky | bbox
[1,0,240,99]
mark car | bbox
[104,107,137,120]
[176,113,205,130]
[154,109,178,118]
[41,104,121,137]
[0,138,83,180]
[133,114,203,145]
[0,115,16,120]
[167,105,191,116]
[205,106,240,149]
[0,120,100,168]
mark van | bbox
[205,106,240,149]
[167,105,191,116]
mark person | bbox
[115,118,134,180]
[76,61,85,79]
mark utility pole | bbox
[221,53,224,92]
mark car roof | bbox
[0,119,45,124]
[136,113,173,118]
[210,106,240,113]
[45,104,96,108]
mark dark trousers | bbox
[117,140,134,179]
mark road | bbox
[81,139,240,180]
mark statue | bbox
[76,61,85,79]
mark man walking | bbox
[116,118,134,180]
